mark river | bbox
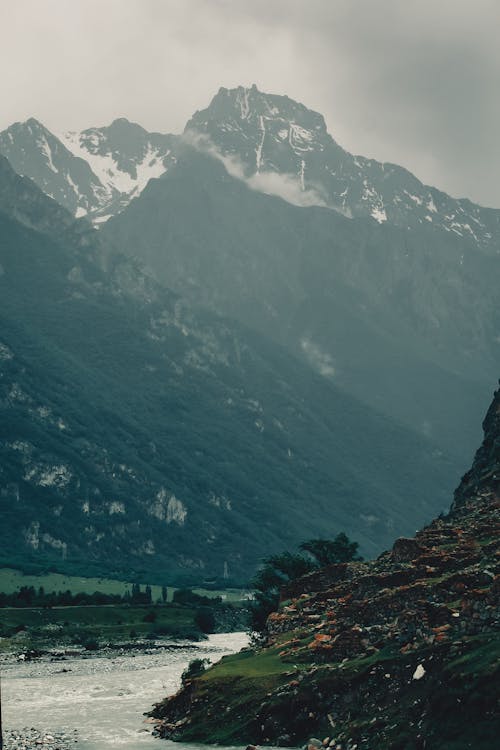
[1,632,249,749]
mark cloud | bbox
[300,337,336,378]
[184,130,328,209]
[1,0,499,206]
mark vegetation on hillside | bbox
[250,534,361,633]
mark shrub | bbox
[181,657,209,684]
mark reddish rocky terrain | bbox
[152,384,500,749]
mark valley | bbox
[1,6,499,748]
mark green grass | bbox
[0,602,202,651]
[160,646,293,744]
[0,567,250,604]
[445,633,500,676]
[200,646,293,681]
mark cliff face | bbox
[452,382,500,512]
[151,385,500,749]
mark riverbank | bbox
[3,728,79,750]
[1,632,249,749]
[0,599,249,657]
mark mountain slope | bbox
[0,157,456,581]
[0,118,175,222]
[152,383,500,748]
[102,148,497,460]
[60,118,176,220]
[186,85,500,252]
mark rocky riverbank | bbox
[3,728,79,750]
[151,385,500,748]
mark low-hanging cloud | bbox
[2,0,499,206]
[184,130,329,210]
[300,337,336,378]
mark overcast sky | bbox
[1,0,499,207]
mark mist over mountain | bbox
[102,87,500,462]
[0,154,457,582]
[0,85,498,582]
[185,86,500,251]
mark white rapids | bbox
[1,632,248,749]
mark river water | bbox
[1,632,249,749]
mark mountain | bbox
[0,155,456,582]
[0,117,174,222]
[186,85,500,252]
[102,146,497,461]
[151,383,500,748]
[60,118,176,220]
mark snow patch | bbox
[92,214,112,225]
[256,115,266,171]
[289,123,315,151]
[371,206,387,223]
[187,130,327,208]
[61,131,167,199]
[39,135,59,174]
[238,88,250,119]
[404,191,423,206]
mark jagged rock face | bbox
[0,118,175,222]
[60,119,176,221]
[452,383,500,511]
[0,154,76,235]
[187,85,500,251]
[152,386,500,747]
[2,92,500,464]
[0,119,108,219]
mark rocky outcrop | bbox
[151,384,500,748]
[452,381,500,512]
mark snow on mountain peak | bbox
[184,86,500,249]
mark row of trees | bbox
[250,533,361,632]
[0,583,167,608]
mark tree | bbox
[195,606,216,633]
[181,658,209,685]
[300,533,362,566]
[250,552,315,633]
[250,533,361,635]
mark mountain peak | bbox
[89,117,149,137]
[191,84,328,133]
[7,117,53,137]
[184,86,500,248]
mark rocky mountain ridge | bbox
[0,117,175,222]
[103,146,498,462]
[3,84,500,253]
[151,384,500,748]
[186,85,500,252]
